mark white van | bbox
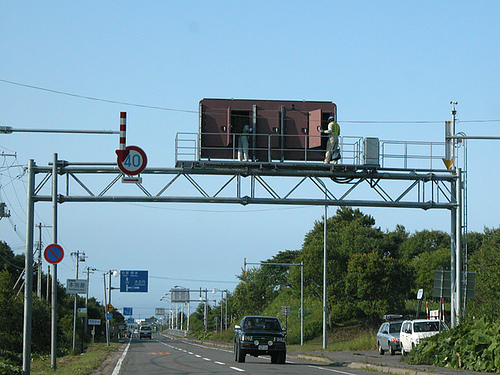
[400,319,448,355]
[139,325,152,339]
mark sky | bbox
[1,1,499,320]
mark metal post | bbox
[108,271,112,342]
[449,102,458,328]
[323,204,328,349]
[225,291,228,331]
[456,168,462,322]
[51,153,58,370]
[37,223,42,298]
[103,273,109,346]
[300,262,304,346]
[450,191,457,328]
[72,251,80,351]
[22,159,35,375]
[204,289,208,333]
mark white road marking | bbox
[159,338,245,372]
[111,339,131,375]
[230,366,245,372]
[307,365,358,374]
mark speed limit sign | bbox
[117,146,147,175]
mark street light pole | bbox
[244,260,304,345]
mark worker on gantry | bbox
[322,116,341,164]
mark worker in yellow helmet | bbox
[322,116,341,164]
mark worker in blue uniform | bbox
[322,116,340,164]
[238,125,252,161]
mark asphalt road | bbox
[112,333,386,375]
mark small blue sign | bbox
[120,270,148,293]
[106,313,113,320]
[127,317,134,323]
[123,307,133,316]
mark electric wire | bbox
[2,78,500,125]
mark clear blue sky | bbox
[1,1,499,319]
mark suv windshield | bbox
[389,322,402,334]
[243,317,280,332]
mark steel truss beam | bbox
[31,160,458,210]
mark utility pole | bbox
[36,223,51,298]
[83,267,96,333]
[71,251,86,351]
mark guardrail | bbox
[175,132,446,170]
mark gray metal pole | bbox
[456,168,462,322]
[22,159,35,375]
[108,271,112,342]
[103,273,110,346]
[450,189,457,328]
[300,262,304,346]
[51,153,58,370]
[449,103,458,328]
[72,251,80,351]
[37,223,42,298]
[323,204,328,349]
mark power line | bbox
[0,78,197,114]
[3,78,500,125]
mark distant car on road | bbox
[234,316,286,364]
[377,320,403,355]
[400,319,448,355]
[139,325,152,339]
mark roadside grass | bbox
[31,343,121,375]
[288,329,377,352]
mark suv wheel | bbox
[277,351,286,364]
[389,344,396,355]
[234,343,245,363]
[378,342,385,355]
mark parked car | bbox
[376,320,403,355]
[400,319,448,355]
[139,325,152,339]
[234,316,286,364]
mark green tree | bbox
[0,270,23,352]
[290,207,398,326]
[232,268,272,317]
[399,229,450,261]
[468,227,500,319]
[410,247,450,299]
[344,252,413,325]
[261,250,300,292]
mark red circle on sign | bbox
[117,145,147,176]
[44,244,64,264]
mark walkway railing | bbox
[175,132,446,170]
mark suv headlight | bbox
[241,335,252,341]
[274,337,285,343]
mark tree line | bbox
[0,240,125,371]
[2,206,500,365]
[191,207,500,341]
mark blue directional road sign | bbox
[123,307,133,315]
[120,270,148,293]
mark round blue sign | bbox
[44,244,64,264]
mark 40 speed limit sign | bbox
[117,145,147,175]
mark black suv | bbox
[234,316,286,364]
